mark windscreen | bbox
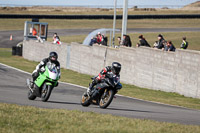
[46,62,57,73]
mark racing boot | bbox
[30,81,34,89]
[87,84,93,96]
[87,78,99,96]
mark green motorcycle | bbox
[27,62,60,102]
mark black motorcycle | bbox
[81,73,122,109]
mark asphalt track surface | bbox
[0,63,200,125]
[1,28,200,48]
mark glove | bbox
[39,68,45,73]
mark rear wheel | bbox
[99,89,114,109]
[81,92,91,107]
[28,90,36,100]
[41,83,52,102]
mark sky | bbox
[0,0,198,8]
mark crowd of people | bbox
[89,32,189,52]
[89,32,107,46]
[34,27,189,52]
[116,33,188,52]
[151,34,188,52]
[31,26,62,45]
[36,32,62,44]
[117,35,132,47]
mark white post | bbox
[121,0,128,44]
[112,0,117,47]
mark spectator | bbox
[89,32,107,46]
[180,36,188,49]
[154,34,165,49]
[117,36,121,45]
[97,32,103,44]
[95,32,108,46]
[136,35,151,47]
[102,34,108,46]
[121,35,126,46]
[122,34,132,47]
[163,40,176,52]
[32,27,37,36]
[53,33,61,45]
[89,36,97,46]
[31,27,44,43]
[163,41,168,51]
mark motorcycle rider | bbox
[87,62,121,95]
[31,51,60,87]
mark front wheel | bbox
[81,92,91,107]
[28,90,36,100]
[99,89,114,109]
[41,83,52,102]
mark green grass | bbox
[0,48,200,110]
[1,18,200,31]
[56,34,87,44]
[0,103,200,133]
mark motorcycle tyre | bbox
[81,92,91,107]
[41,83,52,102]
[99,89,114,109]
[28,90,36,100]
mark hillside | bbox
[0,4,200,15]
[182,1,200,10]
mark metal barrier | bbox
[1,14,200,19]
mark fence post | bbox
[66,45,71,69]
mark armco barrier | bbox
[1,14,200,19]
[23,40,200,99]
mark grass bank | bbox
[1,19,200,31]
[0,48,200,110]
[0,103,200,133]
[57,31,200,51]
[1,7,200,15]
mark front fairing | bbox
[96,73,121,90]
[105,72,120,88]
[45,62,59,80]
[35,62,59,88]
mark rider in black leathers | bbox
[87,62,121,95]
[31,52,60,85]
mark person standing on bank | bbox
[122,34,132,47]
[163,40,176,52]
[154,34,165,49]
[180,37,188,49]
[53,33,61,44]
[136,35,151,47]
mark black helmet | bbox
[111,62,121,75]
[49,51,58,62]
